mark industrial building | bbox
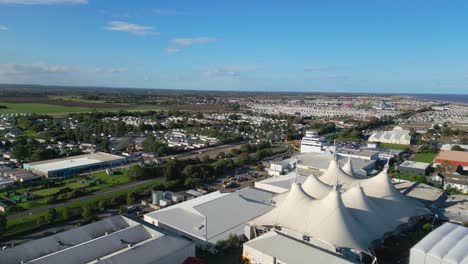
[23,152,127,178]
[144,187,275,251]
[397,161,431,176]
[409,223,467,264]
[0,215,195,264]
[434,150,468,172]
[243,231,354,264]
[368,126,411,145]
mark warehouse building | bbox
[434,150,468,172]
[143,187,275,252]
[23,152,127,178]
[0,215,195,264]
[368,126,411,145]
[397,161,431,176]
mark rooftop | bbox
[0,215,194,264]
[436,150,468,162]
[398,161,431,170]
[144,187,275,243]
[244,231,354,264]
[25,152,125,173]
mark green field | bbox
[0,102,161,114]
[379,143,410,151]
[411,153,436,163]
[3,179,164,239]
[48,95,107,104]
[0,169,130,211]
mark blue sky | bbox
[0,0,468,93]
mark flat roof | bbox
[144,187,275,243]
[436,150,468,162]
[25,152,125,173]
[244,231,354,264]
[398,161,431,170]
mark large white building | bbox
[300,130,330,153]
[368,126,411,145]
[410,223,468,264]
[143,187,275,252]
[244,160,430,263]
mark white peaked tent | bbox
[302,188,374,253]
[342,185,398,237]
[342,157,363,179]
[302,174,333,199]
[251,183,314,229]
[319,159,360,188]
[359,169,430,219]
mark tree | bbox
[238,153,250,165]
[184,177,202,188]
[125,164,145,180]
[0,213,7,234]
[126,192,136,205]
[36,215,46,225]
[164,161,180,181]
[182,165,195,178]
[62,207,72,220]
[215,234,241,254]
[81,204,95,220]
[47,208,58,223]
[17,117,32,130]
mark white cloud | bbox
[173,37,217,46]
[202,65,254,78]
[0,63,72,75]
[104,21,159,36]
[0,0,87,4]
[88,67,127,74]
[303,66,335,72]
[0,25,7,31]
[165,48,179,54]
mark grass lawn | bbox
[394,172,428,183]
[3,179,164,239]
[89,169,131,187]
[411,153,436,163]
[48,95,107,104]
[0,102,161,115]
[0,103,97,114]
[379,143,410,150]
[31,181,87,196]
[0,169,129,213]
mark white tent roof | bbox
[410,223,468,264]
[342,158,360,179]
[318,159,360,188]
[342,185,398,238]
[250,164,431,254]
[359,169,430,219]
[302,174,333,199]
[251,184,373,252]
[302,188,373,253]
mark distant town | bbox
[0,86,467,264]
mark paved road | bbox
[7,178,161,221]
